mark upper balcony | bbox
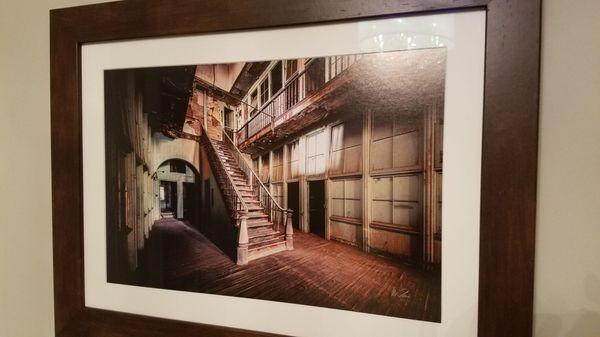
[234,49,446,155]
[235,55,361,154]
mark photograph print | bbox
[104,47,446,322]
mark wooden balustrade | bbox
[235,56,360,146]
[199,124,249,217]
[220,125,293,241]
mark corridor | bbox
[136,218,441,322]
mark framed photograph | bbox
[50,1,541,336]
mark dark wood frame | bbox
[50,0,541,336]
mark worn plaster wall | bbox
[0,0,599,336]
[196,64,237,91]
[153,134,201,173]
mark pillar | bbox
[177,180,184,219]
[362,110,372,252]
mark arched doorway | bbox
[156,159,201,226]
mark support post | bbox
[236,213,249,265]
[176,180,184,219]
[203,90,208,130]
[285,210,294,250]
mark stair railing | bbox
[219,123,292,235]
[199,123,249,218]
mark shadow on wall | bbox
[535,273,600,337]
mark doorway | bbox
[287,182,300,229]
[223,107,234,139]
[308,180,325,238]
[183,182,199,226]
[157,159,200,221]
[159,181,177,216]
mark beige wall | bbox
[533,0,600,335]
[0,0,598,336]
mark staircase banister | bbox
[220,125,289,214]
[200,123,250,214]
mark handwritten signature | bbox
[391,287,410,300]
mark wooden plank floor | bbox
[135,218,441,322]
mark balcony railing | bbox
[236,55,360,146]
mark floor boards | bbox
[133,218,441,322]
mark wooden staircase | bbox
[211,139,289,263]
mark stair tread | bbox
[247,221,272,228]
[248,227,277,234]
[247,212,268,219]
[248,229,279,239]
[247,217,270,222]
[248,235,285,250]
[248,217,270,222]
[247,222,271,228]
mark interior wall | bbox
[533,0,600,335]
[0,1,111,336]
[0,0,598,336]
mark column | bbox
[177,180,184,219]
[298,136,307,232]
[362,110,372,252]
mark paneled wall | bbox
[371,112,422,173]
[259,153,270,183]
[370,175,423,259]
[329,178,363,246]
[251,103,443,265]
[272,147,284,182]
[287,140,300,180]
[330,119,362,176]
[305,129,328,177]
[369,110,426,261]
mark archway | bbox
[152,133,201,174]
[156,159,201,226]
